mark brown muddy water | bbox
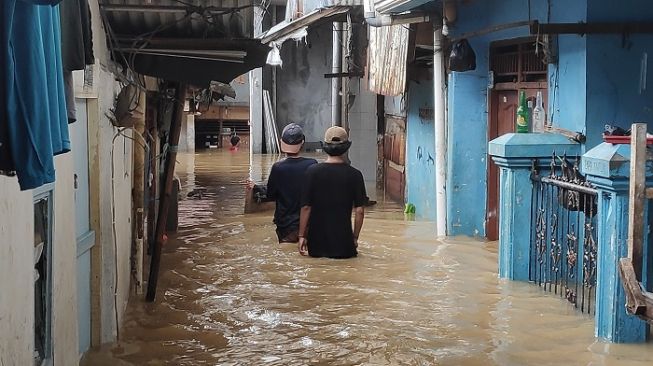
[82,150,653,366]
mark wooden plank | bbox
[619,258,648,316]
[628,123,647,279]
[131,90,146,295]
[86,98,103,347]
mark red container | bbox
[603,135,653,145]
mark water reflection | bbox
[82,150,653,366]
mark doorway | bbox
[486,38,548,241]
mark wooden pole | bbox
[628,123,647,280]
[146,83,187,302]
[132,90,146,294]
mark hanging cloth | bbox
[59,0,94,123]
[1,0,71,190]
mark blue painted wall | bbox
[446,0,587,236]
[585,0,653,148]
[406,80,436,220]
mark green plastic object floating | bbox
[404,203,416,214]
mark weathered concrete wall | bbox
[585,0,653,148]
[95,66,134,343]
[406,80,436,220]
[0,154,80,365]
[87,0,134,344]
[276,22,333,143]
[446,0,588,236]
[348,77,379,192]
[0,176,34,366]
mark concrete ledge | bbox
[489,133,580,158]
[582,142,653,180]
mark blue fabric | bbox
[2,0,70,190]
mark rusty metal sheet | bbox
[367,25,410,96]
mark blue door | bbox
[70,98,94,354]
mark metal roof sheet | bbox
[99,0,269,86]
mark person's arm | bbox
[298,206,311,255]
[298,166,315,255]
[353,206,364,246]
[352,170,367,246]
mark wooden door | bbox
[487,90,518,241]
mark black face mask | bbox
[322,141,352,156]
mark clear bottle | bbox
[532,91,545,132]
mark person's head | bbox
[322,126,351,157]
[280,123,305,156]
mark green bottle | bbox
[516,90,529,133]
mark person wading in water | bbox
[298,126,366,258]
[247,123,317,243]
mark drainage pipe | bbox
[434,26,447,237]
[331,22,342,126]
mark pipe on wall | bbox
[332,22,342,126]
[434,26,447,237]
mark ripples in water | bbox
[82,150,653,366]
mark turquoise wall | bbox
[446,0,587,236]
[406,80,436,220]
[585,0,653,148]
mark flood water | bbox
[82,150,653,366]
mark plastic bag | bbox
[449,39,476,72]
[266,43,283,67]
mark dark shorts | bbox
[276,226,299,243]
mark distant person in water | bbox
[229,133,241,151]
[246,123,317,243]
[298,126,366,259]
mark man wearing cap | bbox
[298,126,367,258]
[247,123,317,243]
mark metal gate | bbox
[530,154,598,314]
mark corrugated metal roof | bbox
[260,6,350,44]
[100,0,269,86]
[367,24,409,96]
[102,0,254,39]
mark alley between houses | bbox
[82,150,653,366]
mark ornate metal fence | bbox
[530,154,598,314]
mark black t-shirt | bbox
[301,163,367,259]
[267,157,317,231]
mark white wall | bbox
[86,0,134,343]
[0,154,80,366]
[0,1,133,363]
[94,65,134,343]
[0,176,34,366]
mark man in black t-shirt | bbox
[247,123,317,243]
[298,126,367,259]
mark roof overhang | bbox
[374,0,436,14]
[100,1,269,87]
[260,6,351,44]
[112,37,270,86]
